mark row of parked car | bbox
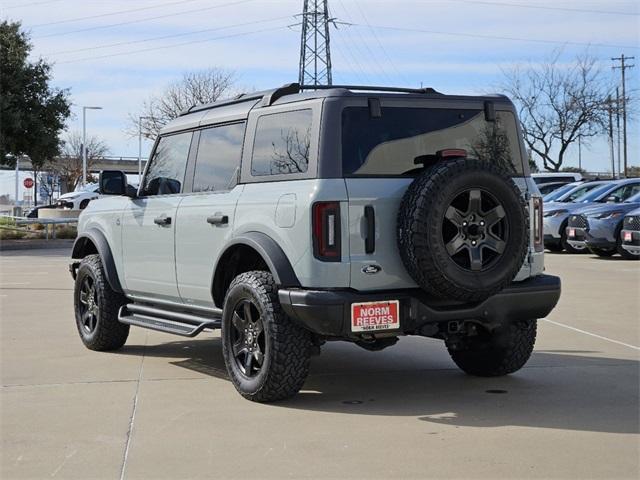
[537,175,640,260]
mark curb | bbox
[0,239,75,251]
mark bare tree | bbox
[270,127,311,174]
[501,53,611,172]
[48,131,109,192]
[130,68,237,139]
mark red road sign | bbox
[23,178,34,189]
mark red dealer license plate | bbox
[568,228,576,238]
[624,231,632,242]
[351,300,400,333]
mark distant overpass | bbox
[1,156,147,174]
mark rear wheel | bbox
[221,271,312,402]
[447,320,537,376]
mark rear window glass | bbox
[251,109,312,176]
[341,107,524,176]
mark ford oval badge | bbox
[362,264,382,275]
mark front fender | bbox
[71,228,123,293]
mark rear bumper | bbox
[279,274,561,338]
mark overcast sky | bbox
[2,0,639,194]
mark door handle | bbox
[207,214,229,225]
[154,215,172,226]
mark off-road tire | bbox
[74,254,129,351]
[398,158,528,302]
[447,320,537,376]
[221,271,312,402]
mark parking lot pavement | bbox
[1,249,638,479]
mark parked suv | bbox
[69,84,560,402]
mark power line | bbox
[55,24,293,64]
[348,23,640,51]
[29,0,202,28]
[335,0,394,85]
[34,0,256,39]
[353,1,410,86]
[451,0,640,17]
[46,15,290,56]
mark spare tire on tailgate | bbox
[397,158,528,302]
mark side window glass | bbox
[142,132,192,196]
[251,109,312,176]
[193,122,245,192]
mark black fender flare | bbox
[213,232,301,291]
[71,229,123,293]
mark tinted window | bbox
[564,184,600,202]
[142,132,192,196]
[193,123,245,192]
[605,183,640,202]
[342,107,524,176]
[251,109,312,176]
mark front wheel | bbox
[74,254,129,351]
[221,271,312,402]
[447,320,537,376]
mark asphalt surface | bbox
[1,249,638,479]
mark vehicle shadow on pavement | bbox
[118,337,639,435]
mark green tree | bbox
[1,20,70,203]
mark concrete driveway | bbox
[1,249,638,479]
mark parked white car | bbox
[57,184,100,210]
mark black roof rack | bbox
[179,82,443,117]
[300,84,442,95]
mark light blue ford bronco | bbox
[70,83,561,402]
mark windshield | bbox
[559,183,608,202]
[543,183,577,202]
[341,106,525,176]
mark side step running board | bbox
[118,303,221,337]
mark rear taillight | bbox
[533,197,543,252]
[312,201,341,261]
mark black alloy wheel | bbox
[230,299,266,378]
[77,274,99,334]
[442,188,508,272]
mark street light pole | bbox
[82,106,102,187]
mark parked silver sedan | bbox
[544,179,640,253]
[620,208,640,257]
[565,192,640,259]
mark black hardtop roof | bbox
[178,82,510,118]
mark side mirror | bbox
[99,170,133,197]
[606,195,620,203]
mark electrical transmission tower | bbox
[298,0,333,86]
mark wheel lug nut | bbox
[462,221,467,226]
[472,240,477,246]
[480,221,485,226]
